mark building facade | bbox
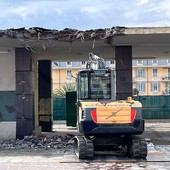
[52,59,170,96]
[52,60,115,90]
[133,59,170,95]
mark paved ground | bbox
[0,120,170,170]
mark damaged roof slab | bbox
[0,26,170,60]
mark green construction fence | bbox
[53,95,170,124]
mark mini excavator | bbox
[74,53,147,159]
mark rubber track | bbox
[139,137,147,158]
[83,137,94,159]
[74,136,87,159]
[129,136,147,158]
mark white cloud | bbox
[156,0,170,18]
[0,0,170,29]
[137,0,150,5]
[81,6,101,14]
[124,11,137,19]
[135,20,170,27]
[6,1,66,17]
[8,6,29,20]
[142,0,170,19]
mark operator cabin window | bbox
[136,68,145,78]
[78,73,88,99]
[90,72,111,99]
[78,71,111,100]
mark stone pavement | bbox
[0,120,170,170]
[0,149,170,170]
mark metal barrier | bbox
[134,95,170,119]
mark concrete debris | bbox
[0,134,74,153]
[0,26,125,42]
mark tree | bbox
[53,84,76,98]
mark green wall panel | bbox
[53,95,170,121]
[66,91,77,127]
[0,91,16,121]
[134,95,170,119]
[53,97,66,120]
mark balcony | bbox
[133,77,147,82]
[162,77,170,81]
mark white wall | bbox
[0,52,15,91]
[0,122,16,140]
[0,52,16,140]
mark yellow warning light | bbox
[127,97,132,101]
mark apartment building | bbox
[52,59,170,96]
[52,60,115,90]
[52,61,85,90]
[133,59,170,95]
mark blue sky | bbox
[1,0,170,30]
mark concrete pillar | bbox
[115,46,132,100]
[15,47,34,139]
[33,55,41,135]
[38,60,52,132]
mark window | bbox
[152,60,158,65]
[78,73,88,99]
[168,68,170,77]
[53,61,59,67]
[110,60,115,65]
[137,60,143,65]
[167,60,170,64]
[136,83,145,92]
[151,82,160,92]
[66,70,72,80]
[136,68,145,78]
[165,82,170,94]
[66,61,72,66]
[78,70,111,100]
[152,69,157,78]
[81,61,86,65]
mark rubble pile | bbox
[0,134,74,152]
[0,27,125,41]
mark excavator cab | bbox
[74,53,147,159]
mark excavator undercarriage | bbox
[74,135,147,159]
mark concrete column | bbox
[15,47,34,139]
[115,46,132,100]
[38,60,52,132]
[33,54,41,135]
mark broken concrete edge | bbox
[1,26,170,42]
[0,26,125,41]
[125,27,170,34]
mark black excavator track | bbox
[74,136,94,159]
[84,137,94,158]
[74,135,147,159]
[128,136,147,158]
